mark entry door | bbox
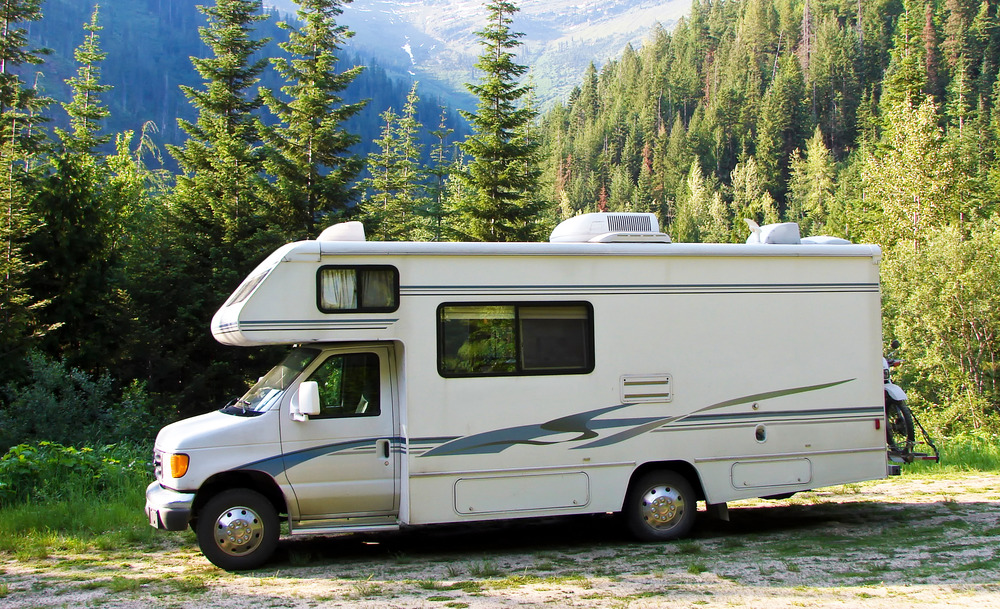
[279,345,397,519]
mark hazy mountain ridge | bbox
[268,0,689,108]
[25,0,468,166]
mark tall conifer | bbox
[61,4,111,154]
[262,0,365,240]
[0,0,48,366]
[163,0,273,408]
[28,4,116,368]
[458,0,545,242]
[169,0,269,248]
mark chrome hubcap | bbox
[640,484,685,529]
[215,506,264,556]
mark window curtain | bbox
[360,270,394,308]
[320,269,357,309]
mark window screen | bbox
[438,303,593,377]
[317,266,398,313]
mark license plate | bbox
[147,507,160,528]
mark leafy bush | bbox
[0,442,149,508]
[0,352,170,452]
[882,218,1000,437]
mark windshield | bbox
[221,347,319,415]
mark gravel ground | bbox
[2,472,1000,608]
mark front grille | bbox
[153,450,162,480]
[607,214,653,233]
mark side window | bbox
[317,266,398,313]
[438,303,593,377]
[306,352,381,418]
[439,306,517,375]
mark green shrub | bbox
[0,442,150,508]
[0,352,169,452]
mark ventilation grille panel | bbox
[621,374,673,403]
[607,214,654,233]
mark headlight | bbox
[167,454,190,478]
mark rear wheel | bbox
[885,398,915,458]
[196,488,279,571]
[624,471,696,541]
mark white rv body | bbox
[147,213,889,569]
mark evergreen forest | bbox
[537,0,1000,435]
[1,0,999,460]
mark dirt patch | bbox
[2,472,1000,608]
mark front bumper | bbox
[145,481,196,531]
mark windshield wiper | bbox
[221,397,254,416]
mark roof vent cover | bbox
[549,212,670,243]
[607,213,654,233]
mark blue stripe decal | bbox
[220,318,399,334]
[238,437,406,475]
[402,283,878,297]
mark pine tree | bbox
[786,126,836,234]
[60,4,111,154]
[361,83,425,241]
[31,2,115,365]
[261,0,365,240]
[862,96,968,248]
[423,109,456,241]
[458,0,546,242]
[731,156,780,240]
[162,0,275,409]
[881,0,929,110]
[169,0,270,248]
[0,0,49,367]
[755,53,809,201]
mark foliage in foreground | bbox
[0,441,149,508]
[0,441,159,557]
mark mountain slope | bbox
[268,0,690,108]
[26,0,467,164]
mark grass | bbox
[0,443,162,561]
[904,433,1000,473]
[467,560,503,578]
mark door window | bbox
[305,352,381,418]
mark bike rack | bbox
[888,409,940,464]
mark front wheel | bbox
[623,470,696,541]
[196,489,280,571]
[885,397,915,457]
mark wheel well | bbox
[192,471,288,521]
[625,461,706,508]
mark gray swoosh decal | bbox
[418,379,855,457]
[575,379,855,449]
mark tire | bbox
[624,470,697,541]
[196,489,280,571]
[885,397,915,457]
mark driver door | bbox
[279,345,398,519]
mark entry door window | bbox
[306,352,381,418]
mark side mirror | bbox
[291,381,321,421]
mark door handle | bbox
[376,439,390,460]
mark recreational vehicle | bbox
[145,213,891,570]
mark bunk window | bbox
[438,302,594,377]
[317,266,399,313]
